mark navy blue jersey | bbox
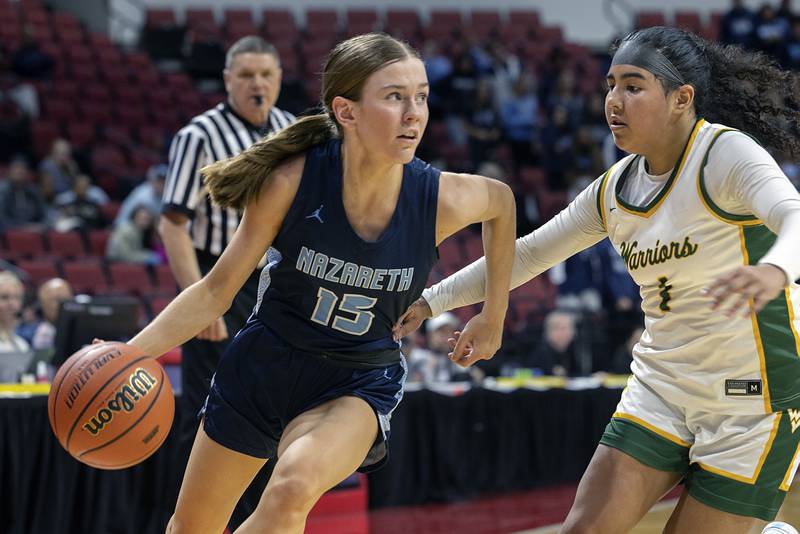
[254,139,440,367]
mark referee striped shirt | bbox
[162,102,295,263]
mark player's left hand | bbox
[393,297,432,341]
[702,264,787,317]
[447,311,503,368]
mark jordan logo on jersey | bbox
[789,409,800,434]
[306,204,324,223]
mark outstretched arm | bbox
[395,176,608,340]
[129,156,304,357]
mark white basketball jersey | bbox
[598,119,800,415]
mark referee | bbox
[160,35,294,529]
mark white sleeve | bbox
[704,132,800,284]
[422,177,608,316]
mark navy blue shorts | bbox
[199,317,407,472]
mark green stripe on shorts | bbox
[600,417,689,473]
[686,412,800,521]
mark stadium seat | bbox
[62,259,110,294]
[5,229,46,259]
[185,8,216,31]
[508,9,541,31]
[46,230,88,260]
[470,10,502,40]
[636,11,668,29]
[675,11,703,34]
[223,8,253,26]
[429,10,463,31]
[385,10,421,38]
[31,120,61,159]
[262,9,297,40]
[153,264,178,295]
[145,9,176,28]
[108,262,155,295]
[16,259,61,286]
[88,229,111,257]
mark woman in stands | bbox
[126,33,516,533]
[395,26,800,532]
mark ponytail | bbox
[700,40,800,156]
[202,114,338,209]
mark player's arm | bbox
[427,171,517,366]
[394,176,608,341]
[130,156,305,357]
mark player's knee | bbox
[266,473,323,511]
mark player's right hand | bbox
[448,311,503,368]
[393,297,433,340]
[196,316,229,341]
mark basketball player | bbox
[128,33,516,533]
[395,27,800,532]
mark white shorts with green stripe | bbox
[600,375,800,521]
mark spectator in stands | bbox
[0,86,32,160]
[53,174,107,231]
[754,3,790,57]
[38,139,80,195]
[0,156,47,230]
[16,277,72,352]
[609,326,643,375]
[10,25,54,80]
[782,18,800,69]
[526,310,579,376]
[159,35,295,530]
[107,205,161,264]
[486,41,521,108]
[499,74,540,169]
[444,49,480,146]
[114,163,166,226]
[0,271,33,383]
[720,0,756,48]
[464,79,501,170]
[776,0,796,31]
[422,40,452,120]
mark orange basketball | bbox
[47,341,175,470]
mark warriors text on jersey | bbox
[255,139,440,367]
[596,119,800,414]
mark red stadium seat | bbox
[47,230,88,260]
[636,11,668,29]
[5,229,46,259]
[223,8,253,26]
[153,264,179,295]
[470,10,501,39]
[146,9,176,28]
[185,8,216,30]
[67,123,96,150]
[675,11,703,34]
[385,10,421,37]
[108,262,155,295]
[16,259,61,286]
[262,9,297,39]
[88,229,111,257]
[345,9,380,35]
[429,10,463,31]
[508,9,541,31]
[31,120,62,159]
[62,259,110,295]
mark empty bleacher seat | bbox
[46,230,88,260]
[108,262,155,295]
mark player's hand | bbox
[702,264,787,317]
[393,297,433,341]
[196,317,229,341]
[447,311,503,368]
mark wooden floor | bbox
[518,483,800,534]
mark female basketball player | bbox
[395,26,800,533]
[126,33,515,534]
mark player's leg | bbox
[234,395,378,534]
[166,424,267,534]
[663,491,760,534]
[664,410,800,533]
[560,444,683,533]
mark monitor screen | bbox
[52,295,140,367]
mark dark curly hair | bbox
[613,26,800,156]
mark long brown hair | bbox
[203,33,420,210]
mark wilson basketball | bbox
[47,341,174,470]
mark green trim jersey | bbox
[424,119,800,415]
[596,120,800,414]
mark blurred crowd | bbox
[2,0,800,385]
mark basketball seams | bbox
[64,355,153,450]
[49,345,103,444]
[77,366,171,462]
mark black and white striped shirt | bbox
[162,103,295,262]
